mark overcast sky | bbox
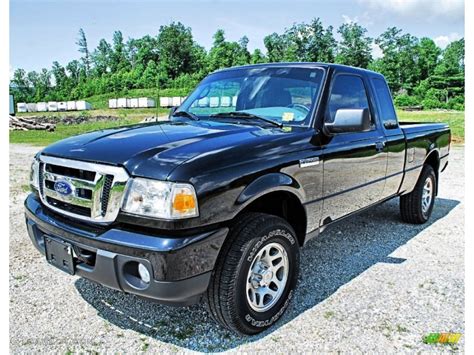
[10,0,464,74]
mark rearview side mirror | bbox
[325,108,371,134]
[168,106,178,119]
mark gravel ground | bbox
[9,144,464,353]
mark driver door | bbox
[321,73,387,223]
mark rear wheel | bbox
[400,165,436,224]
[205,213,299,335]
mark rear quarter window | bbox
[371,78,398,127]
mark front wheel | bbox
[400,165,437,224]
[206,213,300,335]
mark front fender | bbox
[236,172,303,205]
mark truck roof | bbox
[215,62,385,78]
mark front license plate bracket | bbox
[44,236,75,275]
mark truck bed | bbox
[397,121,450,196]
[399,121,450,135]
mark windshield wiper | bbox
[210,111,282,128]
[172,110,200,121]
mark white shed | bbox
[108,99,117,109]
[37,102,48,112]
[67,101,77,111]
[139,97,155,108]
[160,97,172,108]
[232,96,238,107]
[117,98,129,108]
[27,103,37,112]
[172,97,181,107]
[47,102,58,112]
[179,96,187,104]
[9,95,14,115]
[57,102,67,111]
[130,98,140,108]
[76,101,92,110]
[17,102,27,113]
[198,97,209,107]
[209,97,220,108]
[220,96,231,107]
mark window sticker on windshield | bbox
[282,112,295,121]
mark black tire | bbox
[400,165,436,224]
[205,213,300,335]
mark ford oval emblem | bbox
[54,180,73,196]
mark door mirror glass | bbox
[325,108,371,134]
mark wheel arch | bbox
[424,149,440,195]
[234,178,307,246]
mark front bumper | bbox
[25,194,228,306]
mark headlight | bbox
[30,158,40,191]
[122,178,198,219]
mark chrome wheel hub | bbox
[246,242,289,313]
[422,177,433,214]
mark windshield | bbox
[179,66,325,127]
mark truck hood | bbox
[40,120,301,180]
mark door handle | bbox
[375,141,385,152]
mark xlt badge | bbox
[299,157,320,168]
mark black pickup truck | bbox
[25,63,450,335]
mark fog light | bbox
[138,263,150,283]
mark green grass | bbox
[10,109,464,146]
[323,311,335,319]
[397,109,464,143]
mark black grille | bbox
[38,157,127,222]
[77,188,93,200]
[46,197,91,217]
[101,175,114,216]
[44,180,54,190]
[45,163,96,181]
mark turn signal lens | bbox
[171,187,198,217]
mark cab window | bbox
[326,74,373,126]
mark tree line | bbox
[10,19,465,110]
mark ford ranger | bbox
[25,63,450,335]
